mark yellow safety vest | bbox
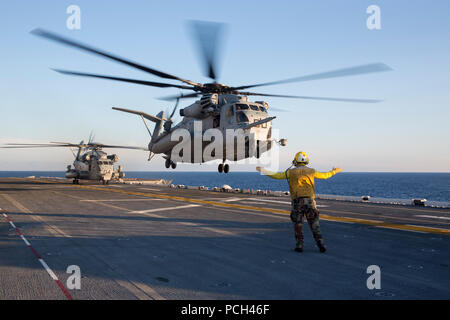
[261,166,339,199]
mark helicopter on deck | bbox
[2,139,147,184]
[31,21,391,173]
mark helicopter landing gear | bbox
[165,158,177,169]
[102,180,110,185]
[72,179,80,185]
[218,163,230,173]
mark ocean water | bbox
[1,171,449,202]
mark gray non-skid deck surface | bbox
[0,178,449,300]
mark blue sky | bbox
[1,1,449,172]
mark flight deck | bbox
[0,177,449,300]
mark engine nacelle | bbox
[179,94,218,119]
[255,101,269,110]
[107,154,119,162]
[180,103,202,118]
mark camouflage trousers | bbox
[290,197,324,248]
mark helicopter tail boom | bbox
[112,107,165,123]
[113,107,165,145]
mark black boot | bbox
[318,243,326,253]
[294,247,303,253]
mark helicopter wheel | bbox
[218,163,223,173]
[171,162,177,169]
[223,164,230,174]
[165,159,171,169]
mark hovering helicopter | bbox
[2,137,147,184]
[31,21,392,173]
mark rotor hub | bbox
[199,83,231,94]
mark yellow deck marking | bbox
[52,189,236,237]
[21,178,450,236]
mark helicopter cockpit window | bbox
[250,105,259,111]
[259,106,267,113]
[236,111,249,124]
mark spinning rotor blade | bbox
[159,92,200,101]
[91,144,148,150]
[239,91,382,103]
[1,145,64,149]
[88,131,95,144]
[231,63,392,91]
[189,21,226,80]
[31,28,200,87]
[53,69,194,90]
[169,98,180,120]
[1,142,146,151]
[49,141,92,148]
[31,28,391,105]
[1,143,84,149]
[269,107,288,112]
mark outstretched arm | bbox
[314,167,342,179]
[256,166,289,180]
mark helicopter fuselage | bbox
[149,94,277,164]
[66,149,124,182]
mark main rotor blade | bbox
[53,69,195,90]
[1,143,84,149]
[2,142,147,151]
[169,98,180,119]
[31,28,200,87]
[189,21,226,80]
[231,63,392,91]
[92,144,148,151]
[159,92,200,101]
[269,107,288,112]
[239,92,382,103]
[88,131,95,144]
